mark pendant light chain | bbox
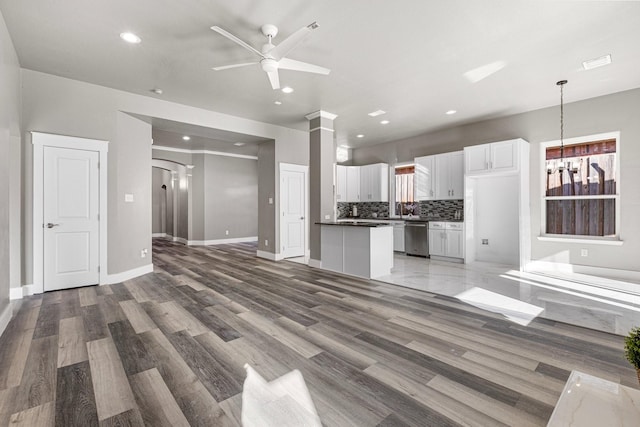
[556,80,568,172]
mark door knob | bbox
[46,223,60,228]
[300,217,304,220]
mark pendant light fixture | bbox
[556,79,568,173]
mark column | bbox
[305,110,337,266]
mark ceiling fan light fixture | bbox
[582,54,611,70]
[120,32,141,44]
[281,86,294,94]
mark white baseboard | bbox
[525,260,640,292]
[308,259,322,268]
[9,284,37,300]
[256,250,285,261]
[105,263,154,285]
[0,303,11,338]
[174,237,188,245]
[152,232,166,238]
[188,236,258,246]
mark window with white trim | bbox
[395,165,415,216]
[543,134,619,238]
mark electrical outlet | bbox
[140,248,148,258]
[225,230,229,235]
[268,197,273,205]
[325,214,330,220]
[581,249,588,257]
[482,239,489,245]
[265,239,268,247]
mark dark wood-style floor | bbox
[0,240,636,426]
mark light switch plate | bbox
[125,193,134,202]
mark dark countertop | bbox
[317,221,393,227]
[336,217,464,223]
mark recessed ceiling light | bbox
[368,110,386,117]
[150,88,163,95]
[182,136,190,141]
[356,134,364,138]
[274,101,282,105]
[380,120,390,125]
[234,142,246,146]
[281,87,294,94]
[120,32,141,44]
[582,54,612,70]
[446,110,457,115]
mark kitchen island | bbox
[317,221,394,279]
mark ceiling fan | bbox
[210,22,330,90]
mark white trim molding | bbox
[308,127,335,133]
[105,263,154,285]
[9,284,37,300]
[0,304,12,338]
[152,145,258,160]
[305,110,338,121]
[308,258,322,268]
[187,236,258,246]
[256,250,285,261]
[32,132,109,294]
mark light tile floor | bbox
[288,254,640,336]
[376,254,640,336]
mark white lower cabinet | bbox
[428,222,464,261]
[393,223,405,252]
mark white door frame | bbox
[32,132,109,293]
[279,162,309,260]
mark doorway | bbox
[279,163,308,259]
[32,132,108,293]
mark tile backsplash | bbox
[337,202,389,218]
[420,199,464,221]
[337,199,463,221]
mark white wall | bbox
[0,10,21,330]
[353,88,640,275]
[19,69,308,284]
[473,175,520,265]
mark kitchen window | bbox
[395,165,416,216]
[542,132,619,240]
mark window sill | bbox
[537,236,623,246]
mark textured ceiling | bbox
[2,0,639,150]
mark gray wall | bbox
[18,69,307,284]
[353,88,640,273]
[152,150,258,242]
[0,10,21,323]
[109,112,153,273]
[258,141,276,252]
[151,167,173,236]
[203,154,258,240]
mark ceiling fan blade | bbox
[267,70,280,90]
[211,26,263,57]
[212,62,258,71]
[278,58,330,75]
[268,22,319,61]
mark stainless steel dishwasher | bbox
[404,221,429,257]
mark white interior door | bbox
[44,146,100,291]
[280,164,307,259]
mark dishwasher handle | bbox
[405,223,426,228]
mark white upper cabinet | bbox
[414,155,436,200]
[360,163,389,202]
[465,139,519,175]
[336,165,347,202]
[435,151,464,200]
[346,166,361,202]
